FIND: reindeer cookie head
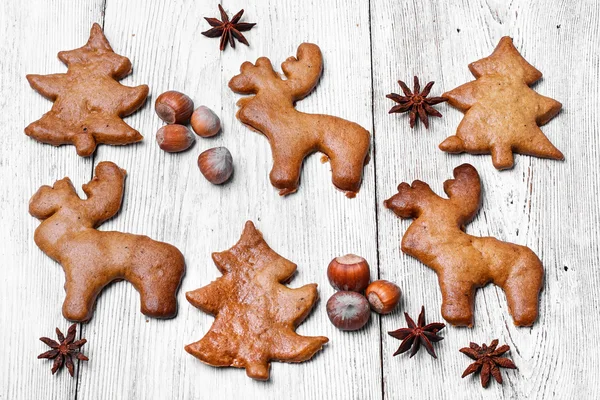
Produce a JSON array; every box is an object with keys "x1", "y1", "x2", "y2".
[
  {"x1": 228, "y1": 43, "x2": 371, "y2": 197},
  {"x1": 385, "y1": 181, "x2": 436, "y2": 219},
  {"x1": 29, "y1": 162, "x2": 125, "y2": 228},
  {"x1": 385, "y1": 164, "x2": 543, "y2": 327},
  {"x1": 29, "y1": 178, "x2": 78, "y2": 220},
  {"x1": 29, "y1": 162, "x2": 184, "y2": 322},
  {"x1": 229, "y1": 43, "x2": 323, "y2": 104},
  {"x1": 384, "y1": 164, "x2": 481, "y2": 226}
]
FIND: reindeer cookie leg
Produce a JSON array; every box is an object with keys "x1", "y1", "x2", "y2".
[
  {"x1": 329, "y1": 154, "x2": 366, "y2": 197},
  {"x1": 502, "y1": 250, "x2": 544, "y2": 326},
  {"x1": 62, "y1": 266, "x2": 105, "y2": 322},
  {"x1": 438, "y1": 276, "x2": 476, "y2": 327},
  {"x1": 137, "y1": 279, "x2": 179, "y2": 319},
  {"x1": 326, "y1": 130, "x2": 370, "y2": 197},
  {"x1": 129, "y1": 243, "x2": 185, "y2": 319},
  {"x1": 269, "y1": 147, "x2": 304, "y2": 196},
  {"x1": 138, "y1": 288, "x2": 178, "y2": 319}
]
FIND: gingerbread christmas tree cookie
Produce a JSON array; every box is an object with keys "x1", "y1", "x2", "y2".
[
  {"x1": 440, "y1": 37, "x2": 562, "y2": 169},
  {"x1": 26, "y1": 23, "x2": 149, "y2": 156},
  {"x1": 185, "y1": 221, "x2": 328, "y2": 380}
]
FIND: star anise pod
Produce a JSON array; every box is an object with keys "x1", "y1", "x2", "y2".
[
  {"x1": 388, "y1": 306, "x2": 445, "y2": 358},
  {"x1": 38, "y1": 324, "x2": 88, "y2": 377},
  {"x1": 460, "y1": 339, "x2": 517, "y2": 388},
  {"x1": 202, "y1": 5, "x2": 256, "y2": 51},
  {"x1": 387, "y1": 76, "x2": 447, "y2": 129}
]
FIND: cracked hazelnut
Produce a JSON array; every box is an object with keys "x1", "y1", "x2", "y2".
[
  {"x1": 365, "y1": 280, "x2": 401, "y2": 314},
  {"x1": 327, "y1": 254, "x2": 371, "y2": 292},
  {"x1": 155, "y1": 91, "x2": 194, "y2": 124}
]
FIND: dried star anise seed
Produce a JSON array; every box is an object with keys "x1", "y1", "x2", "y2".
[
  {"x1": 202, "y1": 4, "x2": 256, "y2": 51},
  {"x1": 38, "y1": 324, "x2": 88, "y2": 377},
  {"x1": 388, "y1": 305, "x2": 445, "y2": 358},
  {"x1": 460, "y1": 339, "x2": 517, "y2": 388},
  {"x1": 387, "y1": 76, "x2": 447, "y2": 129}
]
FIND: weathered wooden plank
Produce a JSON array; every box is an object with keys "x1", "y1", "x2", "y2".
[
  {"x1": 3, "y1": 0, "x2": 599, "y2": 398},
  {"x1": 372, "y1": 0, "x2": 599, "y2": 398},
  {"x1": 73, "y1": 0, "x2": 380, "y2": 399},
  {"x1": 0, "y1": 0, "x2": 104, "y2": 398}
]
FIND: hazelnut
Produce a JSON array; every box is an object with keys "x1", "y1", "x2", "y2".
[
  {"x1": 326, "y1": 291, "x2": 370, "y2": 331},
  {"x1": 155, "y1": 91, "x2": 194, "y2": 124},
  {"x1": 156, "y1": 125, "x2": 195, "y2": 152},
  {"x1": 191, "y1": 106, "x2": 221, "y2": 137},
  {"x1": 327, "y1": 254, "x2": 370, "y2": 292},
  {"x1": 365, "y1": 280, "x2": 401, "y2": 314},
  {"x1": 198, "y1": 147, "x2": 233, "y2": 184}
]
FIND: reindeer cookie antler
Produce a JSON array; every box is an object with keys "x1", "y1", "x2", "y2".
[
  {"x1": 229, "y1": 43, "x2": 371, "y2": 197},
  {"x1": 29, "y1": 162, "x2": 185, "y2": 322},
  {"x1": 384, "y1": 164, "x2": 543, "y2": 327}
]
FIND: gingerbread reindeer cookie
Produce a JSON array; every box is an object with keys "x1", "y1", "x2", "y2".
[
  {"x1": 186, "y1": 221, "x2": 328, "y2": 380},
  {"x1": 384, "y1": 164, "x2": 543, "y2": 327},
  {"x1": 440, "y1": 37, "x2": 562, "y2": 169},
  {"x1": 26, "y1": 23, "x2": 149, "y2": 156},
  {"x1": 29, "y1": 162, "x2": 185, "y2": 322},
  {"x1": 229, "y1": 43, "x2": 371, "y2": 197}
]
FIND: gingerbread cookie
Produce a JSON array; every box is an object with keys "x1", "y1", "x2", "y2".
[
  {"x1": 384, "y1": 164, "x2": 543, "y2": 327},
  {"x1": 440, "y1": 37, "x2": 562, "y2": 169},
  {"x1": 229, "y1": 43, "x2": 371, "y2": 197},
  {"x1": 185, "y1": 221, "x2": 328, "y2": 380},
  {"x1": 26, "y1": 23, "x2": 149, "y2": 156},
  {"x1": 29, "y1": 162, "x2": 185, "y2": 322}
]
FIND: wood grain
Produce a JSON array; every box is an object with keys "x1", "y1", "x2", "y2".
[
  {"x1": 76, "y1": 0, "x2": 380, "y2": 399},
  {"x1": 1, "y1": 0, "x2": 598, "y2": 398},
  {"x1": 0, "y1": 0, "x2": 102, "y2": 399},
  {"x1": 372, "y1": 0, "x2": 599, "y2": 399}
]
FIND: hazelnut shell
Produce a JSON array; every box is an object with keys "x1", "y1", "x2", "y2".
[
  {"x1": 191, "y1": 106, "x2": 221, "y2": 138},
  {"x1": 327, "y1": 254, "x2": 371, "y2": 292},
  {"x1": 326, "y1": 291, "x2": 370, "y2": 331},
  {"x1": 198, "y1": 147, "x2": 233, "y2": 185},
  {"x1": 156, "y1": 124, "x2": 195, "y2": 153},
  {"x1": 365, "y1": 280, "x2": 401, "y2": 314},
  {"x1": 155, "y1": 91, "x2": 194, "y2": 125}
]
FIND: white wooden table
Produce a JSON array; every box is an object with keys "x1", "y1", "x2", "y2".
[{"x1": 1, "y1": 0, "x2": 597, "y2": 398}]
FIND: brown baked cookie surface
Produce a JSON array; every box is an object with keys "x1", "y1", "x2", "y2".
[
  {"x1": 229, "y1": 43, "x2": 371, "y2": 198},
  {"x1": 29, "y1": 162, "x2": 185, "y2": 322},
  {"x1": 26, "y1": 23, "x2": 149, "y2": 156},
  {"x1": 185, "y1": 221, "x2": 328, "y2": 380},
  {"x1": 384, "y1": 164, "x2": 543, "y2": 327},
  {"x1": 440, "y1": 37, "x2": 562, "y2": 169}
]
